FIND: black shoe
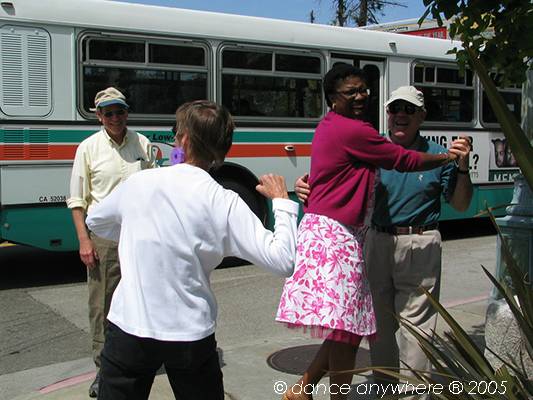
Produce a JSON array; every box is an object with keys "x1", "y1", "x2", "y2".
[{"x1": 88, "y1": 372, "x2": 99, "y2": 398}]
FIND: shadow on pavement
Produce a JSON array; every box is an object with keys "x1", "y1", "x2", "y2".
[{"x1": 0, "y1": 245, "x2": 86, "y2": 290}]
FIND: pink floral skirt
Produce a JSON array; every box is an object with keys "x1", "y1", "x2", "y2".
[{"x1": 276, "y1": 213, "x2": 377, "y2": 345}]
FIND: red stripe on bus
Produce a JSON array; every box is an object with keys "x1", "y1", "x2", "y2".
[
  {"x1": 1, "y1": 144, "x2": 312, "y2": 160},
  {"x1": 51, "y1": 145, "x2": 78, "y2": 159},
  {"x1": 0, "y1": 145, "x2": 77, "y2": 160},
  {"x1": 227, "y1": 144, "x2": 312, "y2": 157}
]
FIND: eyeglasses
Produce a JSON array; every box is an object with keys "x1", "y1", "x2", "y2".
[
  {"x1": 336, "y1": 87, "x2": 370, "y2": 97},
  {"x1": 388, "y1": 104, "x2": 419, "y2": 115},
  {"x1": 102, "y1": 109, "x2": 127, "y2": 118}
]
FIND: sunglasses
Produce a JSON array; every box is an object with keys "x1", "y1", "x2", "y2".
[
  {"x1": 336, "y1": 87, "x2": 370, "y2": 97},
  {"x1": 388, "y1": 104, "x2": 419, "y2": 115},
  {"x1": 102, "y1": 109, "x2": 127, "y2": 118}
]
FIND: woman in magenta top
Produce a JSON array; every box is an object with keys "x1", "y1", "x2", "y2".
[{"x1": 276, "y1": 64, "x2": 456, "y2": 400}]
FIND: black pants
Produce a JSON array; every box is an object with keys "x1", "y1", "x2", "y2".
[{"x1": 98, "y1": 322, "x2": 224, "y2": 400}]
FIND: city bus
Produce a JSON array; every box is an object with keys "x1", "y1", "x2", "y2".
[{"x1": 0, "y1": 0, "x2": 519, "y2": 251}]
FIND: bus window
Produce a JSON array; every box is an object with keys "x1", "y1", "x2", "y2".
[
  {"x1": 276, "y1": 54, "x2": 321, "y2": 74},
  {"x1": 88, "y1": 39, "x2": 145, "y2": 62},
  {"x1": 222, "y1": 50, "x2": 272, "y2": 70},
  {"x1": 149, "y1": 44, "x2": 205, "y2": 66},
  {"x1": 413, "y1": 62, "x2": 474, "y2": 124},
  {"x1": 79, "y1": 35, "x2": 209, "y2": 118},
  {"x1": 221, "y1": 47, "x2": 323, "y2": 120},
  {"x1": 481, "y1": 73, "x2": 521, "y2": 126}
]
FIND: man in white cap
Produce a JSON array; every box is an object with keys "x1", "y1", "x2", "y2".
[
  {"x1": 295, "y1": 86, "x2": 473, "y2": 398},
  {"x1": 364, "y1": 86, "x2": 473, "y2": 398},
  {"x1": 67, "y1": 87, "x2": 156, "y2": 397}
]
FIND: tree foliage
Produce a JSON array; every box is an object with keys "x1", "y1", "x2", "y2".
[
  {"x1": 420, "y1": 0, "x2": 533, "y2": 87},
  {"x1": 326, "y1": 0, "x2": 406, "y2": 27}
]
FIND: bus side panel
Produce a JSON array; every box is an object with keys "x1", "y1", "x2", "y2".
[
  {"x1": 0, "y1": 164, "x2": 77, "y2": 250},
  {"x1": 0, "y1": 165, "x2": 70, "y2": 205},
  {"x1": 440, "y1": 185, "x2": 514, "y2": 221},
  {"x1": 1, "y1": 206, "x2": 78, "y2": 250}
]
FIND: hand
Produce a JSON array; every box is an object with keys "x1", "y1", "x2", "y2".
[
  {"x1": 295, "y1": 173, "x2": 310, "y2": 203},
  {"x1": 256, "y1": 173, "x2": 290, "y2": 200},
  {"x1": 449, "y1": 134, "x2": 472, "y2": 171},
  {"x1": 445, "y1": 150, "x2": 459, "y2": 164},
  {"x1": 79, "y1": 237, "x2": 99, "y2": 270}
]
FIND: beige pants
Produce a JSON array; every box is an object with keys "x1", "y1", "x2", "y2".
[
  {"x1": 364, "y1": 228, "x2": 442, "y2": 400},
  {"x1": 88, "y1": 232, "x2": 121, "y2": 369}
]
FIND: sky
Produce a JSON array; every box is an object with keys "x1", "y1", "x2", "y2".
[{"x1": 107, "y1": 0, "x2": 430, "y2": 26}]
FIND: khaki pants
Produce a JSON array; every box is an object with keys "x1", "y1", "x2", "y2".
[
  {"x1": 364, "y1": 228, "x2": 442, "y2": 400},
  {"x1": 88, "y1": 232, "x2": 121, "y2": 369}
]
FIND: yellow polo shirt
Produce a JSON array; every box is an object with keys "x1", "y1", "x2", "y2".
[{"x1": 67, "y1": 127, "x2": 156, "y2": 214}]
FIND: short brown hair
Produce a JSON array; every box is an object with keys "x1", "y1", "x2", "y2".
[{"x1": 174, "y1": 100, "x2": 235, "y2": 168}]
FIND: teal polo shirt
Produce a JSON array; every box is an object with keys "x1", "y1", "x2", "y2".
[{"x1": 371, "y1": 134, "x2": 458, "y2": 227}]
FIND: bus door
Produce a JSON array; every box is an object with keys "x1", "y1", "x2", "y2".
[{"x1": 361, "y1": 60, "x2": 385, "y2": 134}]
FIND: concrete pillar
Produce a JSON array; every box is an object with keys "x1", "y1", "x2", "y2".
[
  {"x1": 485, "y1": 174, "x2": 533, "y2": 374},
  {"x1": 484, "y1": 69, "x2": 533, "y2": 373}
]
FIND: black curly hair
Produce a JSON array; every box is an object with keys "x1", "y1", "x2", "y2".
[{"x1": 323, "y1": 64, "x2": 368, "y2": 108}]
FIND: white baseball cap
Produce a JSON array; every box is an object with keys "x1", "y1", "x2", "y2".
[{"x1": 384, "y1": 86, "x2": 425, "y2": 108}]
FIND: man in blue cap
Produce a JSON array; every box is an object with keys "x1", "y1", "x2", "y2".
[{"x1": 67, "y1": 87, "x2": 156, "y2": 397}]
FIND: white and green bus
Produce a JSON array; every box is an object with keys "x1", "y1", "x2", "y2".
[{"x1": 0, "y1": 0, "x2": 519, "y2": 251}]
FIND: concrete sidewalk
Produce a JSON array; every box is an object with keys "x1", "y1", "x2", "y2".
[
  {"x1": 2, "y1": 226, "x2": 496, "y2": 400},
  {"x1": 4, "y1": 295, "x2": 489, "y2": 400}
]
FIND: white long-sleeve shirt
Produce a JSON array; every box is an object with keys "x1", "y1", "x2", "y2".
[{"x1": 85, "y1": 164, "x2": 298, "y2": 341}]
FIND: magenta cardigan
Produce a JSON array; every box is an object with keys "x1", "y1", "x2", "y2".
[{"x1": 304, "y1": 111, "x2": 422, "y2": 227}]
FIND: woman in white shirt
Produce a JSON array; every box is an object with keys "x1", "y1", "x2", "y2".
[{"x1": 86, "y1": 100, "x2": 299, "y2": 400}]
